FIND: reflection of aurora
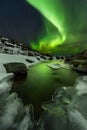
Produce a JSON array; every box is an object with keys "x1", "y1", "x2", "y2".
[{"x1": 26, "y1": 0, "x2": 87, "y2": 54}]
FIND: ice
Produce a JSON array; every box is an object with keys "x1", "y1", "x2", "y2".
[
  {"x1": 0, "y1": 73, "x2": 13, "y2": 94},
  {"x1": 47, "y1": 61, "x2": 70, "y2": 69},
  {"x1": 68, "y1": 109, "x2": 87, "y2": 130},
  {"x1": 75, "y1": 76, "x2": 87, "y2": 96},
  {"x1": 37, "y1": 76, "x2": 87, "y2": 130},
  {"x1": 0, "y1": 73, "x2": 36, "y2": 130},
  {"x1": 0, "y1": 63, "x2": 6, "y2": 73},
  {"x1": 0, "y1": 62, "x2": 87, "y2": 130}
]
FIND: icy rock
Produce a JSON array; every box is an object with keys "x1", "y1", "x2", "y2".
[{"x1": 38, "y1": 103, "x2": 68, "y2": 130}]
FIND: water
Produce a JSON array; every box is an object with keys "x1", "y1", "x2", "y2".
[
  {"x1": 0, "y1": 65, "x2": 87, "y2": 130},
  {"x1": 12, "y1": 61, "x2": 80, "y2": 119}
]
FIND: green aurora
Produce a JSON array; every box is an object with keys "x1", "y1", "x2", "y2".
[{"x1": 26, "y1": 0, "x2": 87, "y2": 54}]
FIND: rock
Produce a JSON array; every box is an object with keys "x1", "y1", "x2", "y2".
[
  {"x1": 72, "y1": 53, "x2": 85, "y2": 60},
  {"x1": 69, "y1": 50, "x2": 87, "y2": 73},
  {"x1": 70, "y1": 60, "x2": 86, "y2": 66},
  {"x1": 71, "y1": 50, "x2": 87, "y2": 60},
  {"x1": 28, "y1": 51, "x2": 34, "y2": 56},
  {"x1": 65, "y1": 57, "x2": 72, "y2": 63},
  {"x1": 49, "y1": 56, "x2": 54, "y2": 60},
  {"x1": 4, "y1": 62, "x2": 27, "y2": 76},
  {"x1": 36, "y1": 57, "x2": 40, "y2": 61},
  {"x1": 40, "y1": 55, "x2": 47, "y2": 59},
  {"x1": 76, "y1": 64, "x2": 87, "y2": 73},
  {"x1": 34, "y1": 51, "x2": 40, "y2": 56},
  {"x1": 56, "y1": 56, "x2": 60, "y2": 60},
  {"x1": 70, "y1": 60, "x2": 87, "y2": 73},
  {"x1": 25, "y1": 59, "x2": 34, "y2": 63}
]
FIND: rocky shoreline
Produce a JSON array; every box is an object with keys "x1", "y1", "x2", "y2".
[{"x1": 65, "y1": 50, "x2": 87, "y2": 74}]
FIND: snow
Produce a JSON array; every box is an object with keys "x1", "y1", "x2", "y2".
[
  {"x1": 47, "y1": 63, "x2": 61, "y2": 69},
  {"x1": 0, "y1": 70, "x2": 35, "y2": 130},
  {"x1": 0, "y1": 52, "x2": 46, "y2": 92},
  {"x1": 0, "y1": 36, "x2": 46, "y2": 72},
  {"x1": 76, "y1": 76, "x2": 87, "y2": 96},
  {"x1": 0, "y1": 63, "x2": 6, "y2": 73},
  {"x1": 0, "y1": 73, "x2": 13, "y2": 94},
  {"x1": 0, "y1": 53, "x2": 42, "y2": 70},
  {"x1": 47, "y1": 60, "x2": 71, "y2": 69}
]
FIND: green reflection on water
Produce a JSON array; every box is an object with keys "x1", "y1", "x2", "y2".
[{"x1": 12, "y1": 61, "x2": 80, "y2": 119}]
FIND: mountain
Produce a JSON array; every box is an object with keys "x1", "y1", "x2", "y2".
[{"x1": 0, "y1": 36, "x2": 31, "y2": 55}]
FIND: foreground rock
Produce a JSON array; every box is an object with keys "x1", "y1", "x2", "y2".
[
  {"x1": 4, "y1": 62, "x2": 27, "y2": 76},
  {"x1": 69, "y1": 50, "x2": 87, "y2": 73}
]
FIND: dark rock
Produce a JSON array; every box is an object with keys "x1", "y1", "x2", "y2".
[
  {"x1": 68, "y1": 50, "x2": 87, "y2": 73},
  {"x1": 65, "y1": 57, "x2": 72, "y2": 63},
  {"x1": 72, "y1": 50, "x2": 87, "y2": 60},
  {"x1": 70, "y1": 60, "x2": 87, "y2": 73},
  {"x1": 56, "y1": 56, "x2": 60, "y2": 60},
  {"x1": 28, "y1": 51, "x2": 34, "y2": 56},
  {"x1": 4, "y1": 62, "x2": 27, "y2": 76},
  {"x1": 72, "y1": 53, "x2": 86, "y2": 60},
  {"x1": 77, "y1": 64, "x2": 87, "y2": 73},
  {"x1": 40, "y1": 55, "x2": 47, "y2": 59},
  {"x1": 36, "y1": 57, "x2": 40, "y2": 61},
  {"x1": 25, "y1": 59, "x2": 34, "y2": 63},
  {"x1": 49, "y1": 56, "x2": 54, "y2": 60},
  {"x1": 34, "y1": 51, "x2": 40, "y2": 56},
  {"x1": 70, "y1": 60, "x2": 86, "y2": 66}
]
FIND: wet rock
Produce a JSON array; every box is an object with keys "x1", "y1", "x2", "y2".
[{"x1": 4, "y1": 62, "x2": 27, "y2": 76}]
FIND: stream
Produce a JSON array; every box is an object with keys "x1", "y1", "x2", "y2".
[{"x1": 12, "y1": 61, "x2": 80, "y2": 119}]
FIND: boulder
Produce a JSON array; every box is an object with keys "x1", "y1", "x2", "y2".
[
  {"x1": 4, "y1": 62, "x2": 27, "y2": 76},
  {"x1": 76, "y1": 64, "x2": 87, "y2": 73},
  {"x1": 70, "y1": 59, "x2": 87, "y2": 73},
  {"x1": 70, "y1": 60, "x2": 87, "y2": 66}
]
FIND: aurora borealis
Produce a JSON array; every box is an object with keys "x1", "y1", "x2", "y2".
[{"x1": 26, "y1": 0, "x2": 87, "y2": 54}]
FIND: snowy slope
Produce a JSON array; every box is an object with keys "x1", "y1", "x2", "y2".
[{"x1": 0, "y1": 36, "x2": 47, "y2": 73}]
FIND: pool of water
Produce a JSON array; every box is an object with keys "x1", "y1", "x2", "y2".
[{"x1": 12, "y1": 61, "x2": 80, "y2": 119}]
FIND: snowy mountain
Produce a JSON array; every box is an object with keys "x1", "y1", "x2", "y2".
[
  {"x1": 0, "y1": 36, "x2": 31, "y2": 55},
  {"x1": 0, "y1": 36, "x2": 55, "y2": 60}
]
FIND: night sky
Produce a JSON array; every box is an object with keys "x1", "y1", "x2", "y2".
[
  {"x1": 0, "y1": 0, "x2": 43, "y2": 44},
  {"x1": 0, "y1": 0, "x2": 87, "y2": 54}
]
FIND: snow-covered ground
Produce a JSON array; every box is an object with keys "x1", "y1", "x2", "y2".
[
  {"x1": 0, "y1": 53, "x2": 46, "y2": 73},
  {"x1": 0, "y1": 36, "x2": 47, "y2": 74},
  {"x1": 0, "y1": 73, "x2": 13, "y2": 94},
  {"x1": 0, "y1": 73, "x2": 35, "y2": 130}
]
